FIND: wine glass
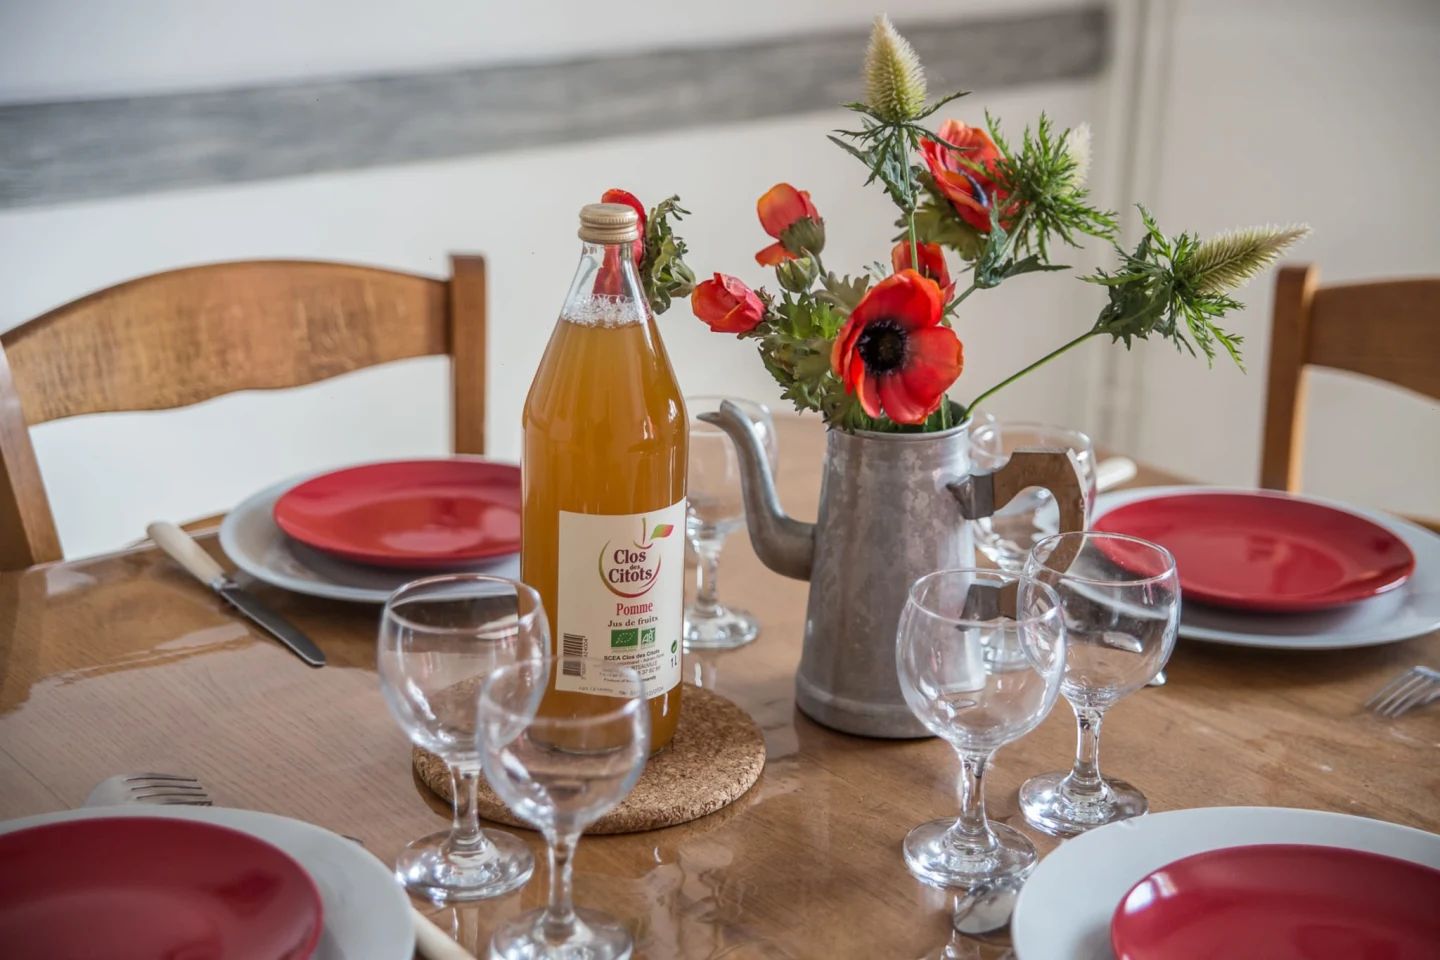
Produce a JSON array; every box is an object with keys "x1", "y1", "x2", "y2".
[
  {"x1": 683, "y1": 395, "x2": 778, "y2": 651},
  {"x1": 1018, "y1": 532, "x2": 1179, "y2": 837},
  {"x1": 377, "y1": 574, "x2": 547, "y2": 901},
  {"x1": 969, "y1": 416, "x2": 1098, "y2": 571},
  {"x1": 480, "y1": 657, "x2": 650, "y2": 960},
  {"x1": 896, "y1": 569, "x2": 1066, "y2": 889}
]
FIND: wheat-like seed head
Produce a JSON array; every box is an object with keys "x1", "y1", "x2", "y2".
[
  {"x1": 1186, "y1": 224, "x2": 1312, "y2": 294},
  {"x1": 864, "y1": 15, "x2": 927, "y2": 123}
]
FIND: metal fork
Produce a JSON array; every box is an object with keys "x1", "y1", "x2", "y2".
[
  {"x1": 85, "y1": 772, "x2": 212, "y2": 806},
  {"x1": 1365, "y1": 666, "x2": 1440, "y2": 718}
]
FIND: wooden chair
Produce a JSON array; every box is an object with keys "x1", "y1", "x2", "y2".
[
  {"x1": 0, "y1": 256, "x2": 487, "y2": 570},
  {"x1": 1261, "y1": 263, "x2": 1440, "y2": 527}
]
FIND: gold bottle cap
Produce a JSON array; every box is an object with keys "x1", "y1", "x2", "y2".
[{"x1": 578, "y1": 202, "x2": 640, "y2": 244}]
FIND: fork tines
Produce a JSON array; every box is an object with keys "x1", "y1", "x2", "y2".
[
  {"x1": 1366, "y1": 666, "x2": 1440, "y2": 718},
  {"x1": 126, "y1": 773, "x2": 212, "y2": 805}
]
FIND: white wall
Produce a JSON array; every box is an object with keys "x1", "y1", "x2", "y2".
[
  {"x1": 0, "y1": 0, "x2": 1080, "y2": 102},
  {"x1": 17, "y1": 0, "x2": 1430, "y2": 559},
  {"x1": 0, "y1": 1, "x2": 1107, "y2": 557},
  {"x1": 1123, "y1": 0, "x2": 1440, "y2": 517}
]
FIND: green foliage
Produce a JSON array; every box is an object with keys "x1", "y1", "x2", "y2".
[
  {"x1": 971, "y1": 200, "x2": 1070, "y2": 288},
  {"x1": 774, "y1": 257, "x2": 820, "y2": 294},
  {"x1": 639, "y1": 196, "x2": 695, "y2": 315},
  {"x1": 746, "y1": 292, "x2": 852, "y2": 420},
  {"x1": 829, "y1": 87, "x2": 967, "y2": 216},
  {"x1": 985, "y1": 112, "x2": 1117, "y2": 261},
  {"x1": 816, "y1": 271, "x2": 871, "y2": 313},
  {"x1": 1086, "y1": 207, "x2": 1251, "y2": 368}
]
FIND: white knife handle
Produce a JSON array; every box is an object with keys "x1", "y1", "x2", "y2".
[
  {"x1": 412, "y1": 907, "x2": 476, "y2": 959},
  {"x1": 147, "y1": 521, "x2": 228, "y2": 589}
]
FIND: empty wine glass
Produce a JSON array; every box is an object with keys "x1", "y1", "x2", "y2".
[
  {"x1": 970, "y1": 416, "x2": 1098, "y2": 571},
  {"x1": 377, "y1": 574, "x2": 547, "y2": 901},
  {"x1": 480, "y1": 657, "x2": 650, "y2": 960},
  {"x1": 1018, "y1": 532, "x2": 1179, "y2": 837},
  {"x1": 684, "y1": 395, "x2": 778, "y2": 651},
  {"x1": 896, "y1": 569, "x2": 1066, "y2": 889}
]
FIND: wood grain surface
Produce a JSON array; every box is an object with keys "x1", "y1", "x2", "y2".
[
  {"x1": 0, "y1": 257, "x2": 487, "y2": 570},
  {"x1": 1262, "y1": 264, "x2": 1440, "y2": 495},
  {"x1": 1, "y1": 415, "x2": 1436, "y2": 959}
]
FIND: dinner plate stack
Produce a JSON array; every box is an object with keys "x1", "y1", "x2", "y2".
[
  {"x1": 1011, "y1": 807, "x2": 1440, "y2": 960},
  {"x1": 1093, "y1": 486, "x2": 1440, "y2": 650},
  {"x1": 221, "y1": 457, "x2": 523, "y2": 603},
  {"x1": 0, "y1": 806, "x2": 414, "y2": 960}
]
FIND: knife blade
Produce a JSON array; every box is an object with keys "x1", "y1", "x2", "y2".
[
  {"x1": 147, "y1": 521, "x2": 326, "y2": 667},
  {"x1": 216, "y1": 582, "x2": 327, "y2": 667}
]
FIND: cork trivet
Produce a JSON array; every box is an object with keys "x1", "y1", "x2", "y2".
[{"x1": 412, "y1": 683, "x2": 764, "y2": 834}]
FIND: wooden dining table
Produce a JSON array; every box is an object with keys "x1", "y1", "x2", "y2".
[{"x1": 2, "y1": 414, "x2": 1437, "y2": 959}]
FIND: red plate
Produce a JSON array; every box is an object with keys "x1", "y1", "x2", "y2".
[
  {"x1": 274, "y1": 459, "x2": 521, "y2": 569},
  {"x1": 1112, "y1": 844, "x2": 1440, "y2": 960},
  {"x1": 1094, "y1": 492, "x2": 1414, "y2": 612},
  {"x1": 0, "y1": 817, "x2": 322, "y2": 960}
]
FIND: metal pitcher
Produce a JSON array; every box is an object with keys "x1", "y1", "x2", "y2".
[{"x1": 702, "y1": 401, "x2": 1084, "y2": 738}]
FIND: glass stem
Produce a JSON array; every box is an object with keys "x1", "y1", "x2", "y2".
[
  {"x1": 445, "y1": 766, "x2": 487, "y2": 855},
  {"x1": 692, "y1": 539, "x2": 724, "y2": 617},
  {"x1": 1062, "y1": 705, "x2": 1107, "y2": 801},
  {"x1": 946, "y1": 751, "x2": 996, "y2": 854},
  {"x1": 542, "y1": 830, "x2": 581, "y2": 942}
]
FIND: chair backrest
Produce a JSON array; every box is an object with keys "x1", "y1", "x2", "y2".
[
  {"x1": 1261, "y1": 263, "x2": 1440, "y2": 494},
  {"x1": 0, "y1": 256, "x2": 487, "y2": 569}
]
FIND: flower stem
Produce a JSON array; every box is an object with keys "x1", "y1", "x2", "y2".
[
  {"x1": 903, "y1": 152, "x2": 920, "y2": 270},
  {"x1": 966, "y1": 329, "x2": 1096, "y2": 413},
  {"x1": 945, "y1": 282, "x2": 980, "y2": 315}
]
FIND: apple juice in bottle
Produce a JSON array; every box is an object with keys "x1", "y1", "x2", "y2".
[{"x1": 521, "y1": 202, "x2": 687, "y2": 752}]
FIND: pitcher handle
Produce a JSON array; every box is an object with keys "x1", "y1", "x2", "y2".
[
  {"x1": 949, "y1": 447, "x2": 1086, "y2": 616},
  {"x1": 949, "y1": 447, "x2": 1087, "y2": 534}
]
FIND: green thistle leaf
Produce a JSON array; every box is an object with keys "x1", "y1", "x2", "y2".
[
  {"x1": 987, "y1": 112, "x2": 1117, "y2": 261},
  {"x1": 863, "y1": 15, "x2": 927, "y2": 123},
  {"x1": 1084, "y1": 206, "x2": 1308, "y2": 370},
  {"x1": 1181, "y1": 224, "x2": 1311, "y2": 294}
]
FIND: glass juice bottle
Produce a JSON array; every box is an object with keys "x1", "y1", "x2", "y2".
[{"x1": 521, "y1": 202, "x2": 687, "y2": 752}]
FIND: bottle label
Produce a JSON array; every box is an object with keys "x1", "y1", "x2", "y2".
[{"x1": 555, "y1": 499, "x2": 685, "y2": 699}]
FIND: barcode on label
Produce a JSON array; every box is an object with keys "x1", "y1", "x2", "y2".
[{"x1": 562, "y1": 633, "x2": 587, "y2": 676}]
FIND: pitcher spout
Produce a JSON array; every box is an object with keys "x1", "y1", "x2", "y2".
[{"x1": 698, "y1": 401, "x2": 814, "y2": 580}]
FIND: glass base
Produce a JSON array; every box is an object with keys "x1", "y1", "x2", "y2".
[
  {"x1": 1018, "y1": 771, "x2": 1148, "y2": 838},
  {"x1": 489, "y1": 906, "x2": 633, "y2": 960},
  {"x1": 395, "y1": 827, "x2": 534, "y2": 902},
  {"x1": 902, "y1": 818, "x2": 1037, "y2": 890},
  {"x1": 683, "y1": 605, "x2": 759, "y2": 651}
]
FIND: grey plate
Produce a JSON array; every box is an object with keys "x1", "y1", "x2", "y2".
[
  {"x1": 219, "y1": 464, "x2": 520, "y2": 604},
  {"x1": 1094, "y1": 486, "x2": 1440, "y2": 650}
]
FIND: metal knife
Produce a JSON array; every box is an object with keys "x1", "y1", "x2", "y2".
[{"x1": 147, "y1": 521, "x2": 326, "y2": 667}]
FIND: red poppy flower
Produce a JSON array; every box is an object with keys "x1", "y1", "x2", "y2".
[
  {"x1": 595, "y1": 189, "x2": 647, "y2": 297},
  {"x1": 891, "y1": 240, "x2": 955, "y2": 300},
  {"x1": 831, "y1": 270, "x2": 963, "y2": 425},
  {"x1": 692, "y1": 273, "x2": 765, "y2": 334},
  {"x1": 919, "y1": 120, "x2": 1007, "y2": 233},
  {"x1": 756, "y1": 183, "x2": 823, "y2": 266},
  {"x1": 601, "y1": 188, "x2": 647, "y2": 262}
]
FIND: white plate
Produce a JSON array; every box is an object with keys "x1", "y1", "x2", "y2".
[
  {"x1": 1012, "y1": 805, "x2": 1440, "y2": 960},
  {"x1": 0, "y1": 805, "x2": 414, "y2": 960},
  {"x1": 1094, "y1": 486, "x2": 1440, "y2": 649},
  {"x1": 220, "y1": 468, "x2": 520, "y2": 604}
]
